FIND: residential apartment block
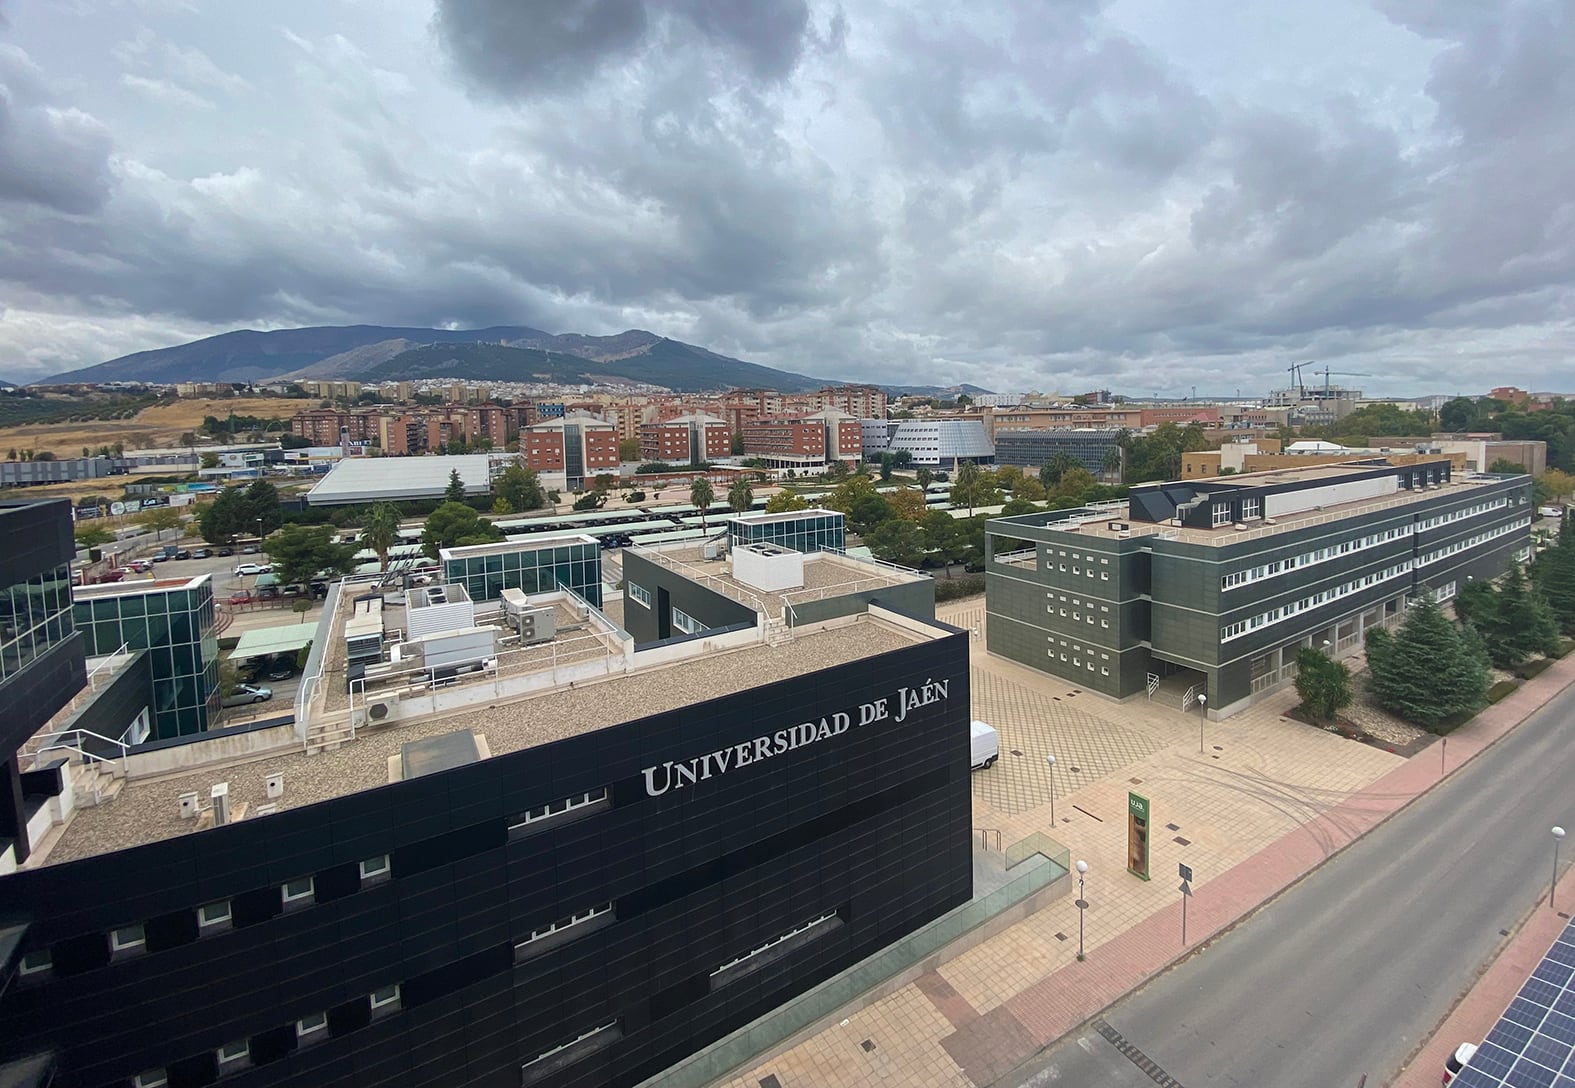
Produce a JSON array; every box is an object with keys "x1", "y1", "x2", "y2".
[
  {"x1": 639, "y1": 413, "x2": 731, "y2": 464},
  {"x1": 740, "y1": 410, "x2": 864, "y2": 469},
  {"x1": 985, "y1": 459, "x2": 1533, "y2": 717},
  {"x1": 519, "y1": 413, "x2": 621, "y2": 491}
]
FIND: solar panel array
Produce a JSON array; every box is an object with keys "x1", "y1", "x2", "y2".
[{"x1": 1453, "y1": 915, "x2": 1575, "y2": 1087}]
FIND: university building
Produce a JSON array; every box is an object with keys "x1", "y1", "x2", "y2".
[
  {"x1": 984, "y1": 459, "x2": 1533, "y2": 716},
  {"x1": 0, "y1": 502, "x2": 970, "y2": 1088}
]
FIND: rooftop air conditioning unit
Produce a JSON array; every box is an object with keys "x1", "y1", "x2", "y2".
[
  {"x1": 178, "y1": 791, "x2": 201, "y2": 820},
  {"x1": 211, "y1": 782, "x2": 231, "y2": 827},
  {"x1": 265, "y1": 774, "x2": 284, "y2": 800},
  {"x1": 1262, "y1": 517, "x2": 1277, "y2": 524},
  {"x1": 1234, "y1": 523, "x2": 1249, "y2": 531},
  {"x1": 253, "y1": 803, "x2": 277, "y2": 817},
  {"x1": 363, "y1": 696, "x2": 399, "y2": 727}
]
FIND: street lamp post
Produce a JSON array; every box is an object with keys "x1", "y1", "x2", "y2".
[
  {"x1": 1554, "y1": 827, "x2": 1567, "y2": 910},
  {"x1": 1046, "y1": 755, "x2": 1057, "y2": 826},
  {"x1": 1075, "y1": 859, "x2": 1088, "y2": 961},
  {"x1": 1197, "y1": 694, "x2": 1207, "y2": 753}
]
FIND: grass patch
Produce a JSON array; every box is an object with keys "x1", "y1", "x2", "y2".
[{"x1": 1486, "y1": 679, "x2": 1520, "y2": 703}]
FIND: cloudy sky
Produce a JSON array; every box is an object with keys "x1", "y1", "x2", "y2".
[{"x1": 0, "y1": 0, "x2": 1571, "y2": 394}]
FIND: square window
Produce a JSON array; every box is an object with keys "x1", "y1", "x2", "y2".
[
  {"x1": 198, "y1": 901, "x2": 232, "y2": 929},
  {"x1": 282, "y1": 877, "x2": 315, "y2": 907},
  {"x1": 19, "y1": 949, "x2": 50, "y2": 977},
  {"x1": 370, "y1": 983, "x2": 401, "y2": 1014},
  {"x1": 216, "y1": 1040, "x2": 250, "y2": 1070},
  {"x1": 359, "y1": 855, "x2": 391, "y2": 881},
  {"x1": 133, "y1": 1073, "x2": 168, "y2": 1088},
  {"x1": 111, "y1": 924, "x2": 146, "y2": 954},
  {"x1": 296, "y1": 1012, "x2": 328, "y2": 1041}
]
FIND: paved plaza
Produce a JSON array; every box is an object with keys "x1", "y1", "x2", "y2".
[{"x1": 711, "y1": 597, "x2": 1575, "y2": 1088}]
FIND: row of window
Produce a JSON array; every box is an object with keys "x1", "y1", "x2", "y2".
[
  {"x1": 25, "y1": 787, "x2": 613, "y2": 983},
  {"x1": 1221, "y1": 524, "x2": 1416, "y2": 590},
  {"x1": 1418, "y1": 517, "x2": 1530, "y2": 565},
  {"x1": 628, "y1": 582, "x2": 652, "y2": 609},
  {"x1": 130, "y1": 985, "x2": 403, "y2": 1087},
  {"x1": 672, "y1": 607, "x2": 705, "y2": 635},
  {"x1": 1047, "y1": 603, "x2": 1110, "y2": 629},
  {"x1": 1416, "y1": 496, "x2": 1511, "y2": 531},
  {"x1": 1221, "y1": 561, "x2": 1413, "y2": 641},
  {"x1": 1047, "y1": 637, "x2": 1113, "y2": 675},
  {"x1": 19, "y1": 857, "x2": 392, "y2": 979}
]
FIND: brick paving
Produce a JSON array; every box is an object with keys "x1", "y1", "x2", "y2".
[{"x1": 715, "y1": 598, "x2": 1575, "y2": 1088}]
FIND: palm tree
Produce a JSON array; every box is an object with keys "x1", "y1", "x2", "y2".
[
  {"x1": 953, "y1": 460, "x2": 981, "y2": 518},
  {"x1": 362, "y1": 503, "x2": 401, "y2": 573},
  {"x1": 727, "y1": 476, "x2": 754, "y2": 514},
  {"x1": 916, "y1": 466, "x2": 933, "y2": 491},
  {"x1": 690, "y1": 476, "x2": 715, "y2": 533}
]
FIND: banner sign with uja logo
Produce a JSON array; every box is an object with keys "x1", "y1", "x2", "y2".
[{"x1": 642, "y1": 678, "x2": 952, "y2": 797}]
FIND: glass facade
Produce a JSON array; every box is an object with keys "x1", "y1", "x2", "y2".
[
  {"x1": 732, "y1": 512, "x2": 846, "y2": 554},
  {"x1": 444, "y1": 541, "x2": 602, "y2": 607},
  {"x1": 0, "y1": 563, "x2": 74, "y2": 684},
  {"x1": 72, "y1": 579, "x2": 217, "y2": 738}
]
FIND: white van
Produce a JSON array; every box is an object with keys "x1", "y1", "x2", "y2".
[
  {"x1": 969, "y1": 721, "x2": 999, "y2": 770},
  {"x1": 1538, "y1": 505, "x2": 1564, "y2": 518}
]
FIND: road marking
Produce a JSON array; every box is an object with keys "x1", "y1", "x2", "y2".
[{"x1": 1092, "y1": 1018, "x2": 1187, "y2": 1088}]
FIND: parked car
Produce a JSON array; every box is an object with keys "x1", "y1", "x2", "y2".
[
  {"x1": 1443, "y1": 1043, "x2": 1478, "y2": 1085},
  {"x1": 220, "y1": 684, "x2": 272, "y2": 708},
  {"x1": 241, "y1": 544, "x2": 261, "y2": 554},
  {"x1": 190, "y1": 548, "x2": 212, "y2": 559},
  {"x1": 217, "y1": 547, "x2": 234, "y2": 557},
  {"x1": 233, "y1": 562, "x2": 270, "y2": 576},
  {"x1": 101, "y1": 568, "x2": 128, "y2": 584},
  {"x1": 174, "y1": 550, "x2": 191, "y2": 560},
  {"x1": 128, "y1": 560, "x2": 152, "y2": 573},
  {"x1": 266, "y1": 658, "x2": 296, "y2": 681},
  {"x1": 227, "y1": 592, "x2": 254, "y2": 606},
  {"x1": 151, "y1": 553, "x2": 170, "y2": 563}
]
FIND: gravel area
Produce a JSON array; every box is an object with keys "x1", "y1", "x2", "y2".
[
  {"x1": 1342, "y1": 669, "x2": 1429, "y2": 746},
  {"x1": 41, "y1": 618, "x2": 926, "y2": 866}
]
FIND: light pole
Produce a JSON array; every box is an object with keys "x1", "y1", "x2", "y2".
[
  {"x1": 1075, "y1": 859, "x2": 1088, "y2": 961},
  {"x1": 1197, "y1": 693, "x2": 1207, "y2": 753},
  {"x1": 1554, "y1": 827, "x2": 1567, "y2": 910},
  {"x1": 1046, "y1": 755, "x2": 1057, "y2": 826}
]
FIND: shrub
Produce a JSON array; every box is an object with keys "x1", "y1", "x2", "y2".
[
  {"x1": 1514, "y1": 659, "x2": 1552, "y2": 680},
  {"x1": 934, "y1": 574, "x2": 985, "y2": 602},
  {"x1": 1487, "y1": 679, "x2": 1519, "y2": 703}
]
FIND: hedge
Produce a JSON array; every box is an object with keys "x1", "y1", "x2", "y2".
[{"x1": 1487, "y1": 679, "x2": 1519, "y2": 703}]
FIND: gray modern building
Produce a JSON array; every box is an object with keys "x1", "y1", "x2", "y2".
[
  {"x1": 984, "y1": 459, "x2": 1534, "y2": 717},
  {"x1": 730, "y1": 508, "x2": 846, "y2": 554},
  {"x1": 993, "y1": 429, "x2": 1122, "y2": 480},
  {"x1": 71, "y1": 575, "x2": 219, "y2": 738},
  {"x1": 441, "y1": 535, "x2": 603, "y2": 608},
  {"x1": 0, "y1": 457, "x2": 127, "y2": 487}
]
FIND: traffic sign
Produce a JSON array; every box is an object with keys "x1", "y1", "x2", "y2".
[
  {"x1": 1179, "y1": 879, "x2": 1192, "y2": 897},
  {"x1": 1179, "y1": 862, "x2": 1193, "y2": 883}
]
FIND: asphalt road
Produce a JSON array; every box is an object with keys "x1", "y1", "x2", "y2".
[{"x1": 1003, "y1": 678, "x2": 1575, "y2": 1088}]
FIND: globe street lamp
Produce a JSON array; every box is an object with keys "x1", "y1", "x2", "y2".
[
  {"x1": 1046, "y1": 755, "x2": 1057, "y2": 826},
  {"x1": 1197, "y1": 693, "x2": 1208, "y2": 754},
  {"x1": 1075, "y1": 859, "x2": 1089, "y2": 961},
  {"x1": 1554, "y1": 827, "x2": 1567, "y2": 910}
]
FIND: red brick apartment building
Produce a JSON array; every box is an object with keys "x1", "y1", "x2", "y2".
[{"x1": 639, "y1": 413, "x2": 731, "y2": 463}]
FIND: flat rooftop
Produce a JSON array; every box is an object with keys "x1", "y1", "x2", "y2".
[
  {"x1": 991, "y1": 472, "x2": 1506, "y2": 552},
  {"x1": 73, "y1": 573, "x2": 210, "y2": 598},
  {"x1": 630, "y1": 542, "x2": 930, "y2": 619},
  {"x1": 38, "y1": 613, "x2": 934, "y2": 866}
]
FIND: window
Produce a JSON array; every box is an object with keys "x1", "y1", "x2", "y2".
[
  {"x1": 198, "y1": 900, "x2": 232, "y2": 929},
  {"x1": 509, "y1": 788, "x2": 608, "y2": 836},
  {"x1": 712, "y1": 911, "x2": 839, "y2": 980},
  {"x1": 111, "y1": 924, "x2": 146, "y2": 955},
  {"x1": 521, "y1": 1021, "x2": 621, "y2": 1085},
  {"x1": 281, "y1": 877, "x2": 315, "y2": 908},
  {"x1": 1242, "y1": 497, "x2": 1262, "y2": 520},
  {"x1": 133, "y1": 1072, "x2": 168, "y2": 1088},
  {"x1": 628, "y1": 582, "x2": 652, "y2": 609},
  {"x1": 19, "y1": 949, "x2": 50, "y2": 977},
  {"x1": 216, "y1": 1040, "x2": 250, "y2": 1072},
  {"x1": 516, "y1": 903, "x2": 614, "y2": 959},
  {"x1": 1212, "y1": 502, "x2": 1233, "y2": 526},
  {"x1": 671, "y1": 607, "x2": 704, "y2": 635},
  {"x1": 370, "y1": 984, "x2": 402, "y2": 1015},
  {"x1": 358, "y1": 855, "x2": 391, "y2": 882},
  {"x1": 296, "y1": 1012, "x2": 328, "y2": 1042}
]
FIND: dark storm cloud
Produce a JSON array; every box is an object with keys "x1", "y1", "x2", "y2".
[
  {"x1": 0, "y1": 46, "x2": 114, "y2": 214},
  {"x1": 433, "y1": 0, "x2": 812, "y2": 98}
]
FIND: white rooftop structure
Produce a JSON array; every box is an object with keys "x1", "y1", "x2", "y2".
[{"x1": 307, "y1": 454, "x2": 495, "y2": 506}]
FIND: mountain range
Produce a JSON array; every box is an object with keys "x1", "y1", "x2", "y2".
[{"x1": 36, "y1": 324, "x2": 993, "y2": 396}]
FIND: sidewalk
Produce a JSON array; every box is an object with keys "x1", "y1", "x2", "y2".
[{"x1": 716, "y1": 639, "x2": 1575, "y2": 1088}]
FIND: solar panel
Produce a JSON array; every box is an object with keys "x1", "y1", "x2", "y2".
[{"x1": 1452, "y1": 916, "x2": 1575, "y2": 1087}]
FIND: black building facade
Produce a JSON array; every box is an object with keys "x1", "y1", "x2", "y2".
[
  {"x1": 0, "y1": 627, "x2": 971, "y2": 1088},
  {"x1": 985, "y1": 460, "x2": 1534, "y2": 714}
]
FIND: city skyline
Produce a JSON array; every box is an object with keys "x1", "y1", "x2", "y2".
[{"x1": 1, "y1": 2, "x2": 1571, "y2": 396}]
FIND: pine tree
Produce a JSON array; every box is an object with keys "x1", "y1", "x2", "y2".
[
  {"x1": 444, "y1": 469, "x2": 466, "y2": 504},
  {"x1": 1365, "y1": 597, "x2": 1489, "y2": 731},
  {"x1": 1531, "y1": 514, "x2": 1575, "y2": 633},
  {"x1": 1496, "y1": 565, "x2": 1560, "y2": 663}
]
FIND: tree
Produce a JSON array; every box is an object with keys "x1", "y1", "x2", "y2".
[
  {"x1": 730, "y1": 431, "x2": 745, "y2": 456},
  {"x1": 1000, "y1": 497, "x2": 1039, "y2": 517},
  {"x1": 1012, "y1": 475, "x2": 1047, "y2": 503},
  {"x1": 1532, "y1": 514, "x2": 1575, "y2": 632},
  {"x1": 1365, "y1": 597, "x2": 1491, "y2": 731},
  {"x1": 1294, "y1": 648, "x2": 1353, "y2": 722},
  {"x1": 1052, "y1": 467, "x2": 1098, "y2": 505},
  {"x1": 1039, "y1": 452, "x2": 1080, "y2": 490},
  {"x1": 495, "y1": 464, "x2": 546, "y2": 512},
  {"x1": 242, "y1": 479, "x2": 282, "y2": 536},
  {"x1": 764, "y1": 491, "x2": 809, "y2": 514},
  {"x1": 134, "y1": 506, "x2": 184, "y2": 538},
  {"x1": 199, "y1": 453, "x2": 220, "y2": 469},
  {"x1": 915, "y1": 466, "x2": 933, "y2": 490},
  {"x1": 491, "y1": 497, "x2": 512, "y2": 514},
  {"x1": 1540, "y1": 469, "x2": 1575, "y2": 500},
  {"x1": 74, "y1": 525, "x2": 115, "y2": 548},
  {"x1": 825, "y1": 474, "x2": 880, "y2": 516},
  {"x1": 921, "y1": 511, "x2": 967, "y2": 575},
  {"x1": 361, "y1": 503, "x2": 402, "y2": 572},
  {"x1": 618, "y1": 437, "x2": 640, "y2": 461},
  {"x1": 263, "y1": 524, "x2": 357, "y2": 587},
  {"x1": 420, "y1": 502, "x2": 502, "y2": 559},
  {"x1": 198, "y1": 487, "x2": 251, "y2": 545},
  {"x1": 727, "y1": 476, "x2": 754, "y2": 513},
  {"x1": 593, "y1": 473, "x2": 615, "y2": 493},
  {"x1": 1488, "y1": 458, "x2": 1527, "y2": 474},
  {"x1": 886, "y1": 486, "x2": 929, "y2": 521},
  {"x1": 877, "y1": 454, "x2": 894, "y2": 482},
  {"x1": 847, "y1": 493, "x2": 894, "y2": 537},
  {"x1": 950, "y1": 461, "x2": 985, "y2": 517},
  {"x1": 1494, "y1": 565, "x2": 1561, "y2": 663},
  {"x1": 690, "y1": 477, "x2": 715, "y2": 533},
  {"x1": 1439, "y1": 397, "x2": 1478, "y2": 432},
  {"x1": 865, "y1": 519, "x2": 926, "y2": 568},
  {"x1": 444, "y1": 469, "x2": 467, "y2": 504}
]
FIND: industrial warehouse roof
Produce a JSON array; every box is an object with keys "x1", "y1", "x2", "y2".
[
  {"x1": 228, "y1": 625, "x2": 315, "y2": 663},
  {"x1": 306, "y1": 455, "x2": 494, "y2": 506}
]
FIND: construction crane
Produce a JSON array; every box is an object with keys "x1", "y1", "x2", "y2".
[
  {"x1": 1286, "y1": 360, "x2": 1314, "y2": 399},
  {"x1": 1319, "y1": 366, "x2": 1373, "y2": 398}
]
